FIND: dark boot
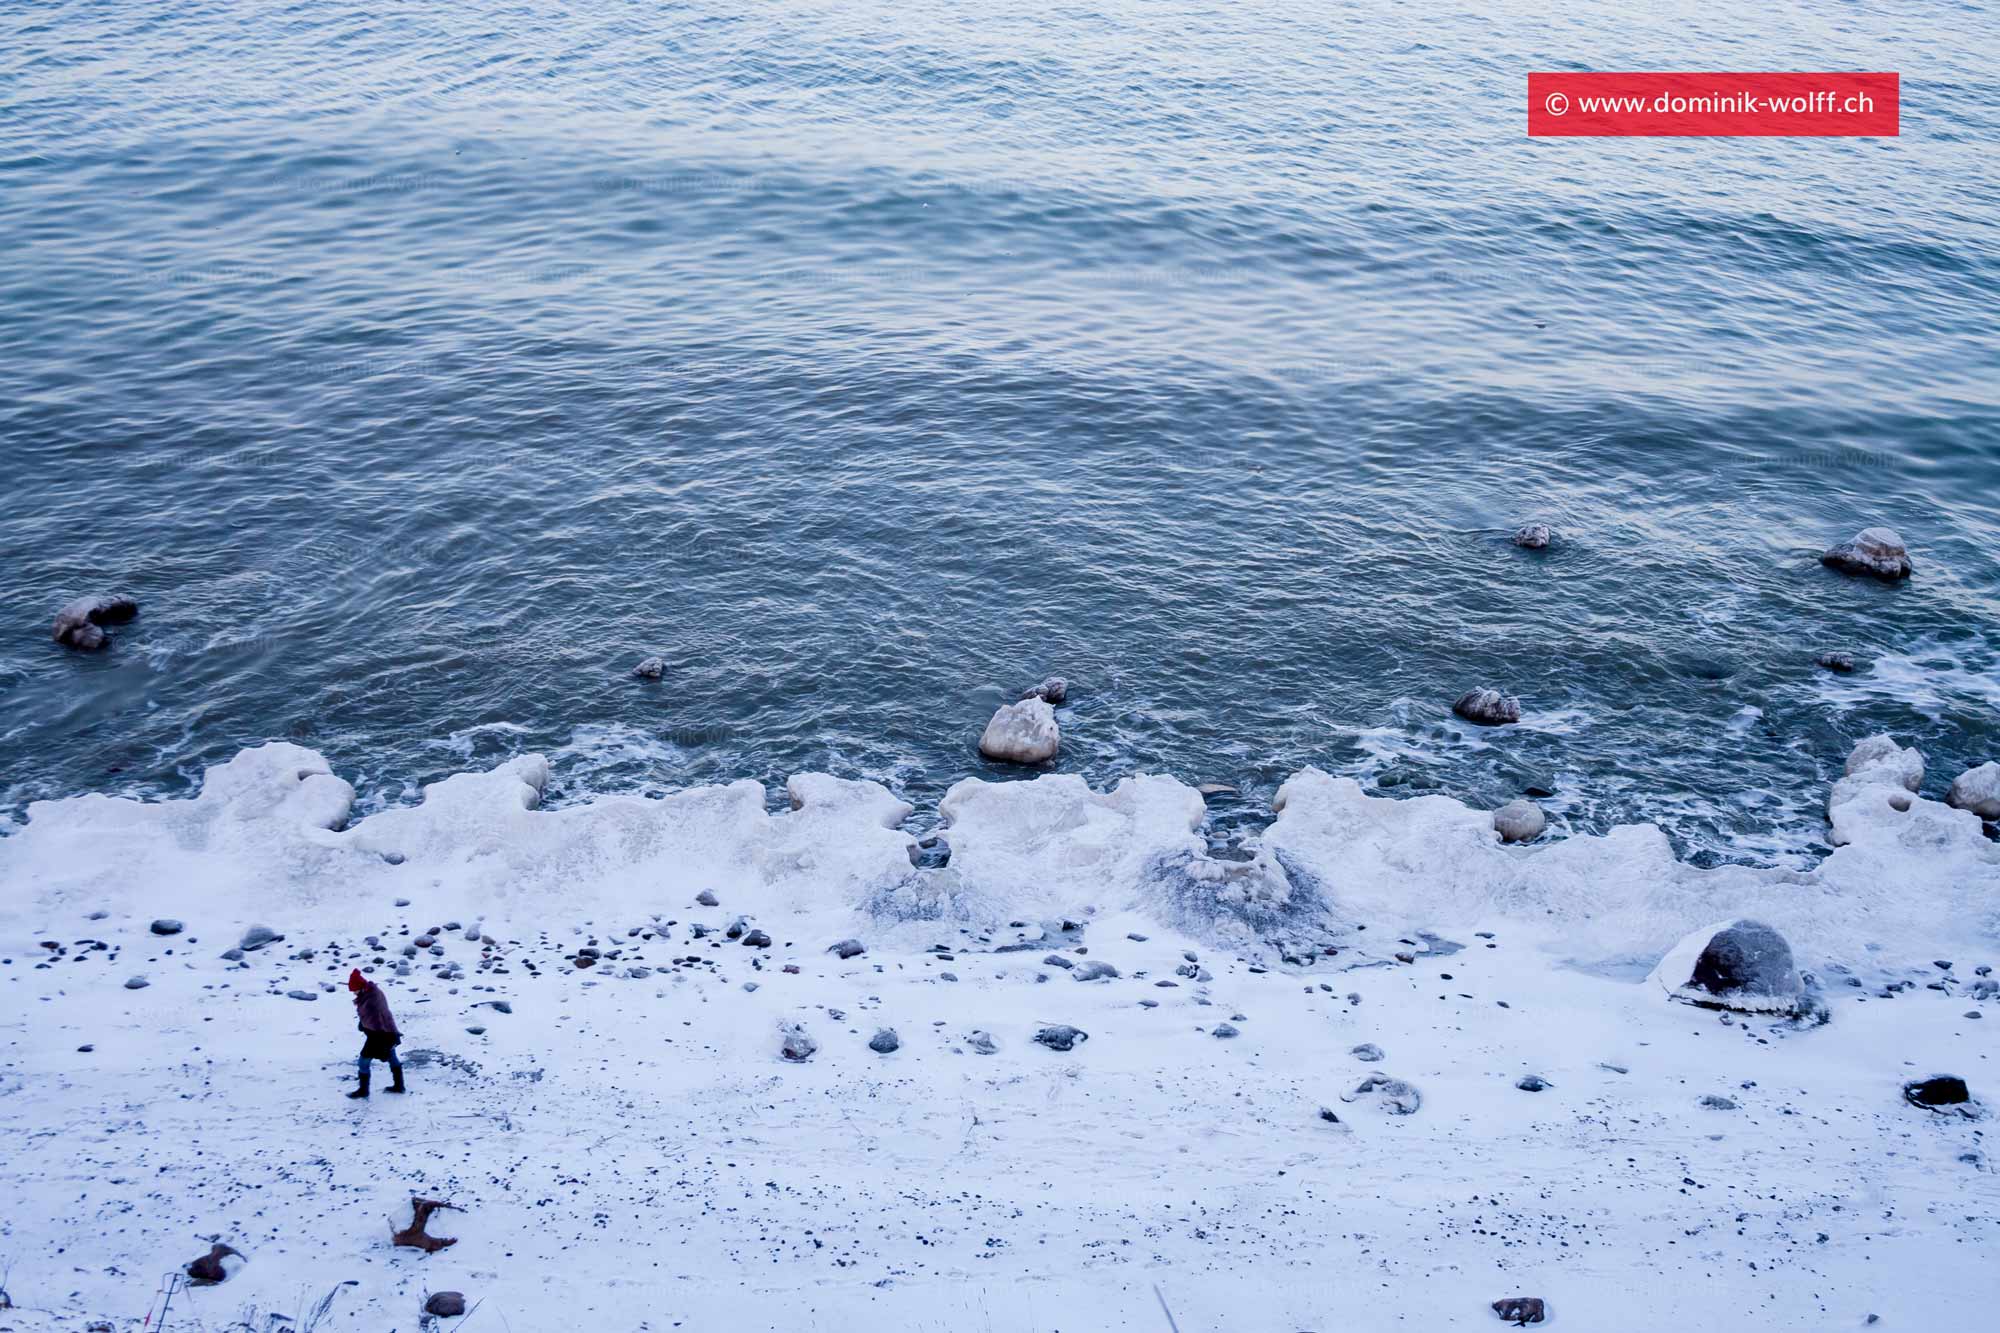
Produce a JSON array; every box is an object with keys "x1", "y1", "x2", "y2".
[
  {"x1": 348, "y1": 1069, "x2": 370, "y2": 1099},
  {"x1": 386, "y1": 1066, "x2": 406, "y2": 1094}
]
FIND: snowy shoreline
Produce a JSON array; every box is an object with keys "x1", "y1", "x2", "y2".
[{"x1": 0, "y1": 738, "x2": 1994, "y2": 1330}]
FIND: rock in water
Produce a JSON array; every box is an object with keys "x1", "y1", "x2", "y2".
[
  {"x1": 1814, "y1": 651, "x2": 1858, "y2": 673},
  {"x1": 1946, "y1": 762, "x2": 2000, "y2": 819},
  {"x1": 51, "y1": 594, "x2": 139, "y2": 651},
  {"x1": 1033, "y1": 1024, "x2": 1087, "y2": 1052},
  {"x1": 1021, "y1": 675, "x2": 1068, "y2": 704},
  {"x1": 1820, "y1": 526, "x2": 1911, "y2": 580},
  {"x1": 632, "y1": 656, "x2": 666, "y2": 679},
  {"x1": 1452, "y1": 688, "x2": 1521, "y2": 726},
  {"x1": 1903, "y1": 1075, "x2": 1970, "y2": 1109},
  {"x1": 868, "y1": 1028, "x2": 900, "y2": 1054},
  {"x1": 1511, "y1": 524, "x2": 1552, "y2": 549},
  {"x1": 978, "y1": 697, "x2": 1060, "y2": 763},
  {"x1": 1492, "y1": 1296, "x2": 1546, "y2": 1325},
  {"x1": 1492, "y1": 799, "x2": 1546, "y2": 843},
  {"x1": 1649, "y1": 919, "x2": 1809, "y2": 1015},
  {"x1": 779, "y1": 1024, "x2": 817, "y2": 1063},
  {"x1": 425, "y1": 1292, "x2": 467, "y2": 1318}
]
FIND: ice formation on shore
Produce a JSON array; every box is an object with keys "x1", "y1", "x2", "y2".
[{"x1": 2, "y1": 735, "x2": 1993, "y2": 974}]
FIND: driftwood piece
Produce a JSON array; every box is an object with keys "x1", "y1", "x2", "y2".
[
  {"x1": 391, "y1": 1197, "x2": 461, "y2": 1253},
  {"x1": 185, "y1": 1242, "x2": 241, "y2": 1283}
]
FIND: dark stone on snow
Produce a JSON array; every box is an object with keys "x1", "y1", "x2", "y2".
[
  {"x1": 184, "y1": 1243, "x2": 240, "y2": 1285},
  {"x1": 829, "y1": 938, "x2": 865, "y2": 959},
  {"x1": 1492, "y1": 1296, "x2": 1545, "y2": 1325},
  {"x1": 1687, "y1": 920, "x2": 1801, "y2": 1006},
  {"x1": 1903, "y1": 1075, "x2": 1969, "y2": 1108},
  {"x1": 1033, "y1": 1024, "x2": 1087, "y2": 1051},
  {"x1": 741, "y1": 929, "x2": 772, "y2": 948},
  {"x1": 239, "y1": 925, "x2": 284, "y2": 952},
  {"x1": 868, "y1": 1028, "x2": 899, "y2": 1054},
  {"x1": 425, "y1": 1291, "x2": 467, "y2": 1317},
  {"x1": 1515, "y1": 1074, "x2": 1550, "y2": 1092},
  {"x1": 150, "y1": 919, "x2": 184, "y2": 936}
]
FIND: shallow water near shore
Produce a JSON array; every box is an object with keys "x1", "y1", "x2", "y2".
[{"x1": 3, "y1": 1, "x2": 1999, "y2": 865}]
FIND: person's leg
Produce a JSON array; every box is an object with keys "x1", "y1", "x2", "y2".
[
  {"x1": 385, "y1": 1049, "x2": 406, "y2": 1093},
  {"x1": 349, "y1": 1051, "x2": 372, "y2": 1098}
]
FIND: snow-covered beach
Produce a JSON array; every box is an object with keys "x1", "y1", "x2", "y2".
[{"x1": 1, "y1": 738, "x2": 1993, "y2": 1331}]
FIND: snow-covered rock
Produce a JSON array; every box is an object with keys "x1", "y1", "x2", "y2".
[
  {"x1": 977, "y1": 698, "x2": 1060, "y2": 763},
  {"x1": 1820, "y1": 526, "x2": 1912, "y2": 580},
  {"x1": 1452, "y1": 688, "x2": 1520, "y2": 725},
  {"x1": 1648, "y1": 919, "x2": 1803, "y2": 1014},
  {"x1": 1492, "y1": 799, "x2": 1546, "y2": 843},
  {"x1": 1512, "y1": 524, "x2": 1552, "y2": 549},
  {"x1": 1946, "y1": 762, "x2": 2000, "y2": 820},
  {"x1": 1827, "y1": 733, "x2": 1925, "y2": 846},
  {"x1": 631, "y1": 656, "x2": 666, "y2": 679}
]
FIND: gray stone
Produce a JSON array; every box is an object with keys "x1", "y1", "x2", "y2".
[
  {"x1": 1512, "y1": 524, "x2": 1552, "y2": 549},
  {"x1": 1211, "y1": 1022, "x2": 1240, "y2": 1039},
  {"x1": 1344, "y1": 1073, "x2": 1421, "y2": 1115},
  {"x1": 124, "y1": 976, "x2": 149, "y2": 990},
  {"x1": 1453, "y1": 688, "x2": 1521, "y2": 726},
  {"x1": 149, "y1": 919, "x2": 184, "y2": 936},
  {"x1": 1515, "y1": 1074, "x2": 1551, "y2": 1092},
  {"x1": 741, "y1": 929, "x2": 772, "y2": 948},
  {"x1": 829, "y1": 938, "x2": 866, "y2": 959},
  {"x1": 424, "y1": 1291, "x2": 467, "y2": 1318},
  {"x1": 1815, "y1": 651, "x2": 1858, "y2": 673},
  {"x1": 239, "y1": 925, "x2": 284, "y2": 952},
  {"x1": 1042, "y1": 953, "x2": 1075, "y2": 970},
  {"x1": 1820, "y1": 526, "x2": 1911, "y2": 580},
  {"x1": 286, "y1": 989, "x2": 317, "y2": 1002},
  {"x1": 1699, "y1": 1094, "x2": 1738, "y2": 1110},
  {"x1": 632, "y1": 656, "x2": 666, "y2": 679},
  {"x1": 1033, "y1": 1024, "x2": 1088, "y2": 1052},
  {"x1": 696, "y1": 889, "x2": 719, "y2": 907},
  {"x1": 868, "y1": 1028, "x2": 900, "y2": 1054},
  {"x1": 965, "y1": 1029, "x2": 998, "y2": 1055},
  {"x1": 779, "y1": 1025, "x2": 816, "y2": 1062},
  {"x1": 1492, "y1": 1296, "x2": 1546, "y2": 1325},
  {"x1": 1021, "y1": 675, "x2": 1069, "y2": 705},
  {"x1": 52, "y1": 593, "x2": 138, "y2": 651},
  {"x1": 1688, "y1": 920, "x2": 1801, "y2": 1007},
  {"x1": 1351, "y1": 1043, "x2": 1385, "y2": 1062},
  {"x1": 1071, "y1": 959, "x2": 1119, "y2": 982}
]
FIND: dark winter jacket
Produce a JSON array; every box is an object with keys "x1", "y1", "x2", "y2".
[{"x1": 354, "y1": 982, "x2": 400, "y2": 1037}]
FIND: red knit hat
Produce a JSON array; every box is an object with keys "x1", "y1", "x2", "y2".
[{"x1": 348, "y1": 969, "x2": 367, "y2": 992}]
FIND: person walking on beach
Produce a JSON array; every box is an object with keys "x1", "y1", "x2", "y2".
[{"x1": 346, "y1": 968, "x2": 406, "y2": 1098}]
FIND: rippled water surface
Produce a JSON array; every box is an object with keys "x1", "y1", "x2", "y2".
[{"x1": 3, "y1": 0, "x2": 1997, "y2": 861}]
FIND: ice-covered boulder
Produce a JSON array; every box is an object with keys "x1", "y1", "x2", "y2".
[
  {"x1": 1820, "y1": 526, "x2": 1911, "y2": 581},
  {"x1": 51, "y1": 593, "x2": 138, "y2": 650},
  {"x1": 978, "y1": 697, "x2": 1060, "y2": 763},
  {"x1": 632, "y1": 656, "x2": 666, "y2": 679},
  {"x1": 1492, "y1": 799, "x2": 1546, "y2": 843},
  {"x1": 1452, "y1": 688, "x2": 1521, "y2": 726},
  {"x1": 1827, "y1": 734, "x2": 1925, "y2": 846},
  {"x1": 1946, "y1": 762, "x2": 2000, "y2": 820},
  {"x1": 1648, "y1": 918, "x2": 1804, "y2": 1014}
]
